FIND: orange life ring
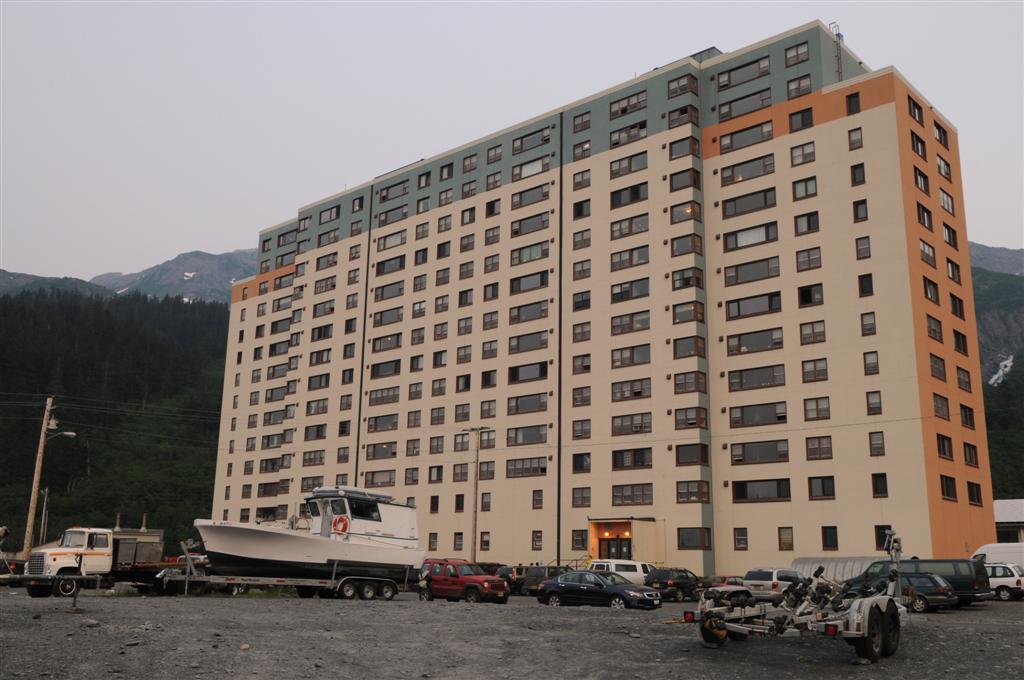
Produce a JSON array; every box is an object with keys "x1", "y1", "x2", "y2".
[{"x1": 332, "y1": 516, "x2": 350, "y2": 534}]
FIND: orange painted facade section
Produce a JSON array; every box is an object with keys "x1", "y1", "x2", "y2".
[
  {"x1": 890, "y1": 76, "x2": 996, "y2": 557},
  {"x1": 230, "y1": 264, "x2": 297, "y2": 304},
  {"x1": 701, "y1": 73, "x2": 897, "y2": 160}
]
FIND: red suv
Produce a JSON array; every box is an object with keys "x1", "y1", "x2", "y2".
[{"x1": 419, "y1": 558, "x2": 509, "y2": 604}]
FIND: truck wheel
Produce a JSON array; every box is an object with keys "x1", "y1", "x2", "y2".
[
  {"x1": 379, "y1": 583, "x2": 397, "y2": 601},
  {"x1": 996, "y1": 587, "x2": 1012, "y2": 602},
  {"x1": 53, "y1": 577, "x2": 80, "y2": 598},
  {"x1": 340, "y1": 581, "x2": 357, "y2": 599},
  {"x1": 465, "y1": 589, "x2": 481, "y2": 603},
  {"x1": 853, "y1": 606, "x2": 883, "y2": 663},
  {"x1": 881, "y1": 602, "x2": 900, "y2": 657},
  {"x1": 295, "y1": 586, "x2": 317, "y2": 599},
  {"x1": 26, "y1": 585, "x2": 52, "y2": 598},
  {"x1": 358, "y1": 582, "x2": 377, "y2": 600}
]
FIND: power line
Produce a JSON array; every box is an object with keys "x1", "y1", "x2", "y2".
[
  {"x1": 0, "y1": 392, "x2": 220, "y2": 416},
  {"x1": 56, "y1": 420, "x2": 218, "y2": 446}
]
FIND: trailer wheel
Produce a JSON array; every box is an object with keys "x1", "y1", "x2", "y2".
[
  {"x1": 699, "y1": 618, "x2": 728, "y2": 648},
  {"x1": 26, "y1": 585, "x2": 52, "y2": 598},
  {"x1": 358, "y1": 582, "x2": 377, "y2": 600},
  {"x1": 379, "y1": 583, "x2": 397, "y2": 601},
  {"x1": 727, "y1": 631, "x2": 748, "y2": 642},
  {"x1": 295, "y1": 586, "x2": 317, "y2": 599},
  {"x1": 853, "y1": 606, "x2": 883, "y2": 663},
  {"x1": 881, "y1": 602, "x2": 900, "y2": 657},
  {"x1": 53, "y1": 576, "x2": 80, "y2": 598}
]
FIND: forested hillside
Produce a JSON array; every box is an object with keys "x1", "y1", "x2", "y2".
[{"x1": 0, "y1": 291, "x2": 227, "y2": 552}]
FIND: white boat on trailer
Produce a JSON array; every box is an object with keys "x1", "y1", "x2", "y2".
[{"x1": 193, "y1": 486, "x2": 426, "y2": 592}]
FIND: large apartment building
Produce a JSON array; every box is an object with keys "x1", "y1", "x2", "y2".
[{"x1": 211, "y1": 21, "x2": 995, "y2": 575}]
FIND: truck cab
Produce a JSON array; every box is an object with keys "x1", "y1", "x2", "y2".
[{"x1": 25, "y1": 528, "x2": 114, "y2": 597}]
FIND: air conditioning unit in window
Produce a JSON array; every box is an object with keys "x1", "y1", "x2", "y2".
[{"x1": 632, "y1": 424, "x2": 645, "y2": 433}]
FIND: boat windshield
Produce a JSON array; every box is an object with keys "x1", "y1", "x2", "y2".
[
  {"x1": 59, "y1": 531, "x2": 87, "y2": 548},
  {"x1": 458, "y1": 564, "x2": 485, "y2": 576},
  {"x1": 306, "y1": 501, "x2": 320, "y2": 517},
  {"x1": 330, "y1": 499, "x2": 347, "y2": 515}
]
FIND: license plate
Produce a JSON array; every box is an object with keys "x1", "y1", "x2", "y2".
[
  {"x1": 652, "y1": 582, "x2": 661, "y2": 588},
  {"x1": 752, "y1": 584, "x2": 764, "y2": 589},
  {"x1": 653, "y1": 599, "x2": 661, "y2": 605}
]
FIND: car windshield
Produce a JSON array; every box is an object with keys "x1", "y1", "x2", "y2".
[
  {"x1": 59, "y1": 531, "x2": 86, "y2": 548},
  {"x1": 744, "y1": 570, "x2": 773, "y2": 580},
  {"x1": 458, "y1": 564, "x2": 485, "y2": 576},
  {"x1": 600, "y1": 572, "x2": 632, "y2": 586}
]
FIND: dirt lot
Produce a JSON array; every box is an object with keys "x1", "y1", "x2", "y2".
[{"x1": 1, "y1": 588, "x2": 1021, "y2": 680}]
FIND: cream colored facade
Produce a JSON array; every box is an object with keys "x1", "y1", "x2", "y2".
[{"x1": 210, "y1": 22, "x2": 994, "y2": 577}]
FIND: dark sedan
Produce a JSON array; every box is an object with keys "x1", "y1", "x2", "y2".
[
  {"x1": 537, "y1": 570, "x2": 662, "y2": 609},
  {"x1": 903, "y1": 573, "x2": 958, "y2": 613}
]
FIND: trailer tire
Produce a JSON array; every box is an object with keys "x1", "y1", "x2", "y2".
[
  {"x1": 379, "y1": 583, "x2": 397, "y2": 601},
  {"x1": 699, "y1": 618, "x2": 728, "y2": 648},
  {"x1": 358, "y1": 582, "x2": 377, "y2": 600},
  {"x1": 853, "y1": 606, "x2": 884, "y2": 663},
  {"x1": 881, "y1": 602, "x2": 900, "y2": 657},
  {"x1": 26, "y1": 585, "x2": 51, "y2": 598},
  {"x1": 727, "y1": 631, "x2": 748, "y2": 642},
  {"x1": 295, "y1": 586, "x2": 317, "y2": 599}
]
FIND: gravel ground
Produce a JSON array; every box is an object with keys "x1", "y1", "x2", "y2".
[{"x1": 1, "y1": 588, "x2": 1021, "y2": 679}]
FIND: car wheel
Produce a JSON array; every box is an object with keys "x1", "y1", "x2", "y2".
[
  {"x1": 881, "y1": 602, "x2": 900, "y2": 657},
  {"x1": 418, "y1": 587, "x2": 433, "y2": 602},
  {"x1": 465, "y1": 589, "x2": 481, "y2": 604},
  {"x1": 853, "y1": 606, "x2": 883, "y2": 663},
  {"x1": 609, "y1": 595, "x2": 626, "y2": 609},
  {"x1": 996, "y1": 586, "x2": 1012, "y2": 602},
  {"x1": 910, "y1": 595, "x2": 930, "y2": 614},
  {"x1": 497, "y1": 595, "x2": 508, "y2": 604},
  {"x1": 546, "y1": 593, "x2": 561, "y2": 607}
]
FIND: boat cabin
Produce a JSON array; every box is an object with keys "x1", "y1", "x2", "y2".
[{"x1": 303, "y1": 486, "x2": 418, "y2": 542}]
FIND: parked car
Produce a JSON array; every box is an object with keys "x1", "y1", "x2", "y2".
[
  {"x1": 644, "y1": 568, "x2": 699, "y2": 601},
  {"x1": 419, "y1": 558, "x2": 508, "y2": 603},
  {"x1": 588, "y1": 559, "x2": 656, "y2": 585},
  {"x1": 845, "y1": 558, "x2": 991, "y2": 605},
  {"x1": 701, "y1": 575, "x2": 745, "y2": 588},
  {"x1": 985, "y1": 563, "x2": 1024, "y2": 601},
  {"x1": 537, "y1": 570, "x2": 662, "y2": 609},
  {"x1": 902, "y1": 572, "x2": 959, "y2": 613},
  {"x1": 520, "y1": 565, "x2": 571, "y2": 596},
  {"x1": 742, "y1": 567, "x2": 803, "y2": 602},
  {"x1": 496, "y1": 565, "x2": 529, "y2": 594}
]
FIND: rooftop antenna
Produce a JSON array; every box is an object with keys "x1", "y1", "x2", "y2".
[{"x1": 829, "y1": 22, "x2": 844, "y2": 82}]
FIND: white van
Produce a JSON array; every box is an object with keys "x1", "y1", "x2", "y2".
[
  {"x1": 589, "y1": 560, "x2": 655, "y2": 585},
  {"x1": 972, "y1": 543, "x2": 1024, "y2": 566}
]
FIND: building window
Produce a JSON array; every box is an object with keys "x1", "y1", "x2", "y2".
[
  {"x1": 572, "y1": 529, "x2": 588, "y2": 551},
  {"x1": 531, "y1": 531, "x2": 543, "y2": 551},
  {"x1": 866, "y1": 391, "x2": 883, "y2": 415},
  {"x1": 872, "y1": 473, "x2": 889, "y2": 498},
  {"x1": 677, "y1": 528, "x2": 712, "y2": 550},
  {"x1": 804, "y1": 397, "x2": 830, "y2": 421},
  {"x1": 733, "y1": 528, "x2": 749, "y2": 551},
  {"x1": 869, "y1": 431, "x2": 885, "y2": 456},
  {"x1": 572, "y1": 452, "x2": 591, "y2": 473},
  {"x1": 573, "y1": 111, "x2": 590, "y2": 132},
  {"x1": 789, "y1": 108, "x2": 813, "y2": 132},
  {"x1": 967, "y1": 482, "x2": 983, "y2": 506},
  {"x1": 856, "y1": 236, "x2": 871, "y2": 260},
  {"x1": 849, "y1": 127, "x2": 863, "y2": 150},
  {"x1": 846, "y1": 92, "x2": 861, "y2": 114},
  {"x1": 778, "y1": 527, "x2": 794, "y2": 551},
  {"x1": 821, "y1": 526, "x2": 839, "y2": 551},
  {"x1": 809, "y1": 476, "x2": 835, "y2": 500},
  {"x1": 853, "y1": 199, "x2": 868, "y2": 222},
  {"x1": 940, "y1": 475, "x2": 957, "y2": 501},
  {"x1": 785, "y1": 41, "x2": 808, "y2": 66},
  {"x1": 858, "y1": 273, "x2": 874, "y2": 297},
  {"x1": 806, "y1": 436, "x2": 832, "y2": 460},
  {"x1": 908, "y1": 96, "x2": 924, "y2": 124},
  {"x1": 786, "y1": 74, "x2": 811, "y2": 99}
]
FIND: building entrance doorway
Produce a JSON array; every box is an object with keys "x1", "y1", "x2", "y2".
[{"x1": 598, "y1": 537, "x2": 632, "y2": 560}]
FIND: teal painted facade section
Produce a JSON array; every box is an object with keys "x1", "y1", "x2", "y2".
[{"x1": 255, "y1": 22, "x2": 866, "y2": 274}]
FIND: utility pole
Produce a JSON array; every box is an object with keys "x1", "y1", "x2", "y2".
[
  {"x1": 462, "y1": 426, "x2": 485, "y2": 563},
  {"x1": 22, "y1": 396, "x2": 54, "y2": 559},
  {"x1": 39, "y1": 488, "x2": 50, "y2": 546}
]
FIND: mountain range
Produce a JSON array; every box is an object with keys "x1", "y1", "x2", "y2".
[{"x1": 1, "y1": 241, "x2": 1021, "y2": 375}]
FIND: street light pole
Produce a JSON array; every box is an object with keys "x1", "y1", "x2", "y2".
[
  {"x1": 22, "y1": 396, "x2": 53, "y2": 559},
  {"x1": 462, "y1": 426, "x2": 485, "y2": 563}
]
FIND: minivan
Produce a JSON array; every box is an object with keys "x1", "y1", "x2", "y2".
[
  {"x1": 589, "y1": 559, "x2": 656, "y2": 585},
  {"x1": 847, "y1": 558, "x2": 991, "y2": 605}
]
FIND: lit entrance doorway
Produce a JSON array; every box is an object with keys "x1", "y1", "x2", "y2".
[{"x1": 598, "y1": 537, "x2": 632, "y2": 560}]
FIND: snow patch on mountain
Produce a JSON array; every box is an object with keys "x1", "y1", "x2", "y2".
[
  {"x1": 989, "y1": 355, "x2": 1014, "y2": 386},
  {"x1": 183, "y1": 272, "x2": 197, "y2": 280}
]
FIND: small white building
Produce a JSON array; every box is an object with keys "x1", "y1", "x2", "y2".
[{"x1": 994, "y1": 499, "x2": 1024, "y2": 543}]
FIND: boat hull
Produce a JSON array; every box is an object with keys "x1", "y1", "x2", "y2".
[{"x1": 195, "y1": 520, "x2": 425, "y2": 583}]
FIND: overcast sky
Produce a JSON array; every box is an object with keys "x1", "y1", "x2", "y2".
[{"x1": 2, "y1": 1, "x2": 1021, "y2": 279}]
